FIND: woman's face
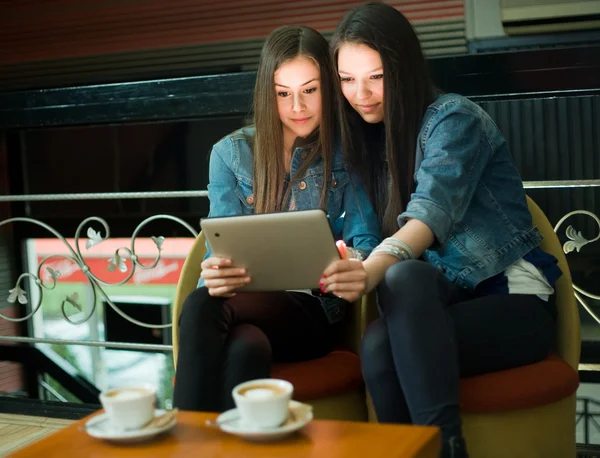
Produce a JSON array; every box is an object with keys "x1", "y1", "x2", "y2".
[
  {"x1": 274, "y1": 56, "x2": 322, "y2": 144},
  {"x1": 337, "y1": 43, "x2": 384, "y2": 124}
]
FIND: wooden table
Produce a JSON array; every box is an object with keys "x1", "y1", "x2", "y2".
[{"x1": 8, "y1": 410, "x2": 440, "y2": 457}]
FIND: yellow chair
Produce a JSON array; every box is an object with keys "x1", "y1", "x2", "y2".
[
  {"x1": 460, "y1": 196, "x2": 580, "y2": 457},
  {"x1": 172, "y1": 232, "x2": 372, "y2": 420}
]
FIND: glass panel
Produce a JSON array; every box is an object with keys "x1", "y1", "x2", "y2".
[{"x1": 24, "y1": 236, "x2": 193, "y2": 408}]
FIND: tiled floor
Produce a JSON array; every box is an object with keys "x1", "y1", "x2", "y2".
[{"x1": 0, "y1": 414, "x2": 72, "y2": 457}]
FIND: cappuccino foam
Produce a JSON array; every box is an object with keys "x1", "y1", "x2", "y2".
[
  {"x1": 105, "y1": 387, "x2": 150, "y2": 401},
  {"x1": 243, "y1": 388, "x2": 277, "y2": 400},
  {"x1": 238, "y1": 383, "x2": 287, "y2": 398}
]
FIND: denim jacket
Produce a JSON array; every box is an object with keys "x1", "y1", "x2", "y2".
[
  {"x1": 201, "y1": 126, "x2": 381, "y2": 323},
  {"x1": 399, "y1": 93, "x2": 542, "y2": 289}
]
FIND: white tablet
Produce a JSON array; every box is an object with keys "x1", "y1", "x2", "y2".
[{"x1": 200, "y1": 210, "x2": 340, "y2": 292}]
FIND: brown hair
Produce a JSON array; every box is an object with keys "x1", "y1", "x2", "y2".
[
  {"x1": 331, "y1": 2, "x2": 434, "y2": 235},
  {"x1": 252, "y1": 25, "x2": 337, "y2": 213}
]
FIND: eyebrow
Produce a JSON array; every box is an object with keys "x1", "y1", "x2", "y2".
[
  {"x1": 339, "y1": 66, "x2": 383, "y2": 74},
  {"x1": 274, "y1": 78, "x2": 318, "y2": 88}
]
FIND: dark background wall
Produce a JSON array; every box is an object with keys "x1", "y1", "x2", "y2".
[
  {"x1": 0, "y1": 133, "x2": 22, "y2": 393},
  {"x1": 0, "y1": 0, "x2": 466, "y2": 90}
]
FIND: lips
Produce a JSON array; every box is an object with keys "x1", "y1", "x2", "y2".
[
  {"x1": 358, "y1": 103, "x2": 379, "y2": 113},
  {"x1": 291, "y1": 117, "x2": 311, "y2": 123}
]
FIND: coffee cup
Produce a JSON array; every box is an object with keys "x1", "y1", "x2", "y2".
[
  {"x1": 99, "y1": 384, "x2": 156, "y2": 431},
  {"x1": 232, "y1": 378, "x2": 293, "y2": 429}
]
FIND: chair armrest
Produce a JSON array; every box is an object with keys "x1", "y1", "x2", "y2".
[
  {"x1": 172, "y1": 232, "x2": 206, "y2": 367},
  {"x1": 338, "y1": 292, "x2": 378, "y2": 354}
]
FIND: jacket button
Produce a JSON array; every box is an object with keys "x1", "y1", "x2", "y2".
[
  {"x1": 246, "y1": 195, "x2": 254, "y2": 205},
  {"x1": 298, "y1": 181, "x2": 307, "y2": 190},
  {"x1": 332, "y1": 179, "x2": 338, "y2": 188}
]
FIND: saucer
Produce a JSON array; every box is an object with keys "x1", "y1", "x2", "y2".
[
  {"x1": 84, "y1": 409, "x2": 176, "y2": 444},
  {"x1": 215, "y1": 400, "x2": 313, "y2": 442}
]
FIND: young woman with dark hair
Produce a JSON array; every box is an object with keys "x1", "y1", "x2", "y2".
[{"x1": 322, "y1": 4, "x2": 560, "y2": 457}]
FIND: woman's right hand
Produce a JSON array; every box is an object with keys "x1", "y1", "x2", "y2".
[{"x1": 200, "y1": 256, "x2": 251, "y2": 297}]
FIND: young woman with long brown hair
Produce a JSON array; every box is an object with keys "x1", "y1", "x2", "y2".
[{"x1": 173, "y1": 25, "x2": 380, "y2": 413}]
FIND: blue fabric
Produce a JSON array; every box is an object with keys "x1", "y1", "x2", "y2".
[{"x1": 399, "y1": 93, "x2": 543, "y2": 289}]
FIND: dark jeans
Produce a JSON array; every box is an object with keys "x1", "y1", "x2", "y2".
[
  {"x1": 362, "y1": 260, "x2": 556, "y2": 442},
  {"x1": 173, "y1": 287, "x2": 334, "y2": 412}
]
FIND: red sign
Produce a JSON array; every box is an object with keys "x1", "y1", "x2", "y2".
[{"x1": 38, "y1": 257, "x2": 184, "y2": 285}]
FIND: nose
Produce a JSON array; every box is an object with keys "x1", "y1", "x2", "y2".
[
  {"x1": 292, "y1": 93, "x2": 305, "y2": 112},
  {"x1": 356, "y1": 81, "x2": 371, "y2": 100}
]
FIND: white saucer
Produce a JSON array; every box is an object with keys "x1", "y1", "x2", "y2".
[
  {"x1": 84, "y1": 409, "x2": 176, "y2": 444},
  {"x1": 215, "y1": 400, "x2": 313, "y2": 442}
]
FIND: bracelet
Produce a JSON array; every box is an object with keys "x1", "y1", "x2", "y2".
[
  {"x1": 369, "y1": 245, "x2": 411, "y2": 262},
  {"x1": 345, "y1": 247, "x2": 365, "y2": 261},
  {"x1": 368, "y1": 237, "x2": 414, "y2": 263},
  {"x1": 379, "y1": 237, "x2": 414, "y2": 260}
]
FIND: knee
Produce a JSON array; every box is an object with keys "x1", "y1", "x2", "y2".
[
  {"x1": 361, "y1": 319, "x2": 392, "y2": 381},
  {"x1": 378, "y1": 260, "x2": 442, "y2": 316},
  {"x1": 382, "y1": 260, "x2": 439, "y2": 292},
  {"x1": 226, "y1": 325, "x2": 272, "y2": 364},
  {"x1": 180, "y1": 287, "x2": 222, "y2": 320},
  {"x1": 178, "y1": 287, "x2": 226, "y2": 333}
]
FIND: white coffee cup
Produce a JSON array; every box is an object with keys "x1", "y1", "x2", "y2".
[
  {"x1": 232, "y1": 378, "x2": 293, "y2": 429},
  {"x1": 99, "y1": 384, "x2": 156, "y2": 431}
]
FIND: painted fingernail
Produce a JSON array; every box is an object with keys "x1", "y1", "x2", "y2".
[
  {"x1": 321, "y1": 286, "x2": 326, "y2": 292},
  {"x1": 318, "y1": 281, "x2": 324, "y2": 287},
  {"x1": 323, "y1": 274, "x2": 327, "y2": 278}
]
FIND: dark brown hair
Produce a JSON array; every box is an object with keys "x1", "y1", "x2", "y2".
[
  {"x1": 331, "y1": 2, "x2": 434, "y2": 235},
  {"x1": 253, "y1": 25, "x2": 337, "y2": 213}
]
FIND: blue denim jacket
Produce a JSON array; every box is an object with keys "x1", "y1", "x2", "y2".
[
  {"x1": 202, "y1": 126, "x2": 381, "y2": 323},
  {"x1": 399, "y1": 93, "x2": 542, "y2": 289}
]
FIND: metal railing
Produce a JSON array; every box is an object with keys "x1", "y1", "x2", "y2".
[
  {"x1": 1, "y1": 179, "x2": 600, "y2": 349},
  {"x1": 1, "y1": 211, "x2": 197, "y2": 351},
  {"x1": 578, "y1": 398, "x2": 600, "y2": 446}
]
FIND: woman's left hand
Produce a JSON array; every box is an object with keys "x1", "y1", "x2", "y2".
[
  {"x1": 319, "y1": 241, "x2": 368, "y2": 303},
  {"x1": 320, "y1": 258, "x2": 368, "y2": 303}
]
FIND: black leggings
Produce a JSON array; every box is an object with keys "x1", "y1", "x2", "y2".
[
  {"x1": 361, "y1": 260, "x2": 556, "y2": 442},
  {"x1": 173, "y1": 287, "x2": 335, "y2": 412}
]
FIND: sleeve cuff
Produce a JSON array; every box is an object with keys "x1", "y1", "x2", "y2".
[{"x1": 398, "y1": 198, "x2": 454, "y2": 244}]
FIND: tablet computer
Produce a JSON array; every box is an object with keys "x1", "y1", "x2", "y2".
[{"x1": 200, "y1": 209, "x2": 340, "y2": 292}]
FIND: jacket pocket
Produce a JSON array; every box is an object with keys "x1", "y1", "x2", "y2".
[
  {"x1": 234, "y1": 177, "x2": 255, "y2": 212},
  {"x1": 325, "y1": 170, "x2": 350, "y2": 217}
]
